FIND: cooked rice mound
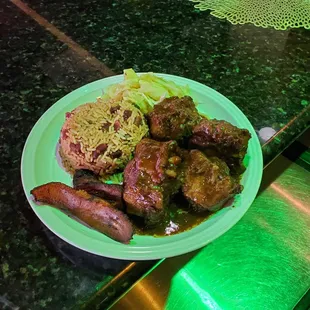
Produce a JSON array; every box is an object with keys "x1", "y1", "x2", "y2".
[{"x1": 59, "y1": 98, "x2": 149, "y2": 175}]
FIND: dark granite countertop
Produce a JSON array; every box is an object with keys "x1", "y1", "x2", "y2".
[{"x1": 0, "y1": 0, "x2": 309, "y2": 309}]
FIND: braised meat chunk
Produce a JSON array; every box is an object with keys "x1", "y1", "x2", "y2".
[
  {"x1": 147, "y1": 96, "x2": 201, "y2": 141},
  {"x1": 123, "y1": 138, "x2": 183, "y2": 225},
  {"x1": 190, "y1": 119, "x2": 251, "y2": 174},
  {"x1": 182, "y1": 150, "x2": 242, "y2": 212}
]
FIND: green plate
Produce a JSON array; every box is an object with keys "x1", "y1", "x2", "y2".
[{"x1": 21, "y1": 74, "x2": 263, "y2": 260}]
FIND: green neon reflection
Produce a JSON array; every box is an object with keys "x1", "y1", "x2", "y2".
[{"x1": 179, "y1": 270, "x2": 221, "y2": 310}]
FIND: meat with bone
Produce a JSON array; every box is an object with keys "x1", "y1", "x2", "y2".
[
  {"x1": 123, "y1": 138, "x2": 183, "y2": 225},
  {"x1": 147, "y1": 96, "x2": 201, "y2": 141},
  {"x1": 182, "y1": 150, "x2": 242, "y2": 212},
  {"x1": 190, "y1": 119, "x2": 251, "y2": 174}
]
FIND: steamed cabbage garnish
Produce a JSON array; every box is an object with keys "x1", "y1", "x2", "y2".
[{"x1": 102, "y1": 69, "x2": 190, "y2": 114}]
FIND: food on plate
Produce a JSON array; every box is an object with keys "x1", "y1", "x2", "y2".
[
  {"x1": 31, "y1": 182, "x2": 133, "y2": 243},
  {"x1": 182, "y1": 150, "x2": 242, "y2": 212},
  {"x1": 30, "y1": 69, "x2": 253, "y2": 245},
  {"x1": 190, "y1": 119, "x2": 251, "y2": 174},
  {"x1": 59, "y1": 98, "x2": 148, "y2": 176},
  {"x1": 73, "y1": 169, "x2": 124, "y2": 210},
  {"x1": 102, "y1": 69, "x2": 190, "y2": 114},
  {"x1": 123, "y1": 138, "x2": 183, "y2": 225},
  {"x1": 147, "y1": 96, "x2": 202, "y2": 141}
]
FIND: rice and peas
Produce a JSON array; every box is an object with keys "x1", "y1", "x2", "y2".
[{"x1": 59, "y1": 69, "x2": 190, "y2": 183}]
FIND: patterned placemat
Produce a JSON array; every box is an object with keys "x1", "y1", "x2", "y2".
[{"x1": 191, "y1": 0, "x2": 310, "y2": 30}]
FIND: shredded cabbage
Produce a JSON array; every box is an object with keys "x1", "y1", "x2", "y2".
[{"x1": 102, "y1": 68, "x2": 190, "y2": 114}]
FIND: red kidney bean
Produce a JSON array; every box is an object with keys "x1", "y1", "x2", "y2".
[
  {"x1": 61, "y1": 128, "x2": 69, "y2": 139},
  {"x1": 70, "y1": 142, "x2": 81, "y2": 153},
  {"x1": 109, "y1": 150, "x2": 122, "y2": 159},
  {"x1": 96, "y1": 143, "x2": 108, "y2": 153},
  {"x1": 123, "y1": 110, "x2": 132, "y2": 121},
  {"x1": 65, "y1": 112, "x2": 72, "y2": 119},
  {"x1": 114, "y1": 120, "x2": 121, "y2": 132},
  {"x1": 101, "y1": 122, "x2": 111, "y2": 132},
  {"x1": 134, "y1": 116, "x2": 142, "y2": 127},
  {"x1": 92, "y1": 143, "x2": 108, "y2": 160},
  {"x1": 110, "y1": 105, "x2": 120, "y2": 114}
]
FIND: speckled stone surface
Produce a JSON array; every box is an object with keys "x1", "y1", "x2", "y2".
[
  {"x1": 24, "y1": 0, "x2": 310, "y2": 159},
  {"x1": 1, "y1": 0, "x2": 309, "y2": 309},
  {"x1": 0, "y1": 3, "x2": 130, "y2": 310}
]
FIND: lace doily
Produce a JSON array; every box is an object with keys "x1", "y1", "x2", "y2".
[{"x1": 191, "y1": 0, "x2": 310, "y2": 30}]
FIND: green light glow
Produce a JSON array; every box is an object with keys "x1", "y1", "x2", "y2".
[{"x1": 179, "y1": 270, "x2": 221, "y2": 310}]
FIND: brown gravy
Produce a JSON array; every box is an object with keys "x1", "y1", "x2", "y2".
[{"x1": 131, "y1": 195, "x2": 212, "y2": 237}]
